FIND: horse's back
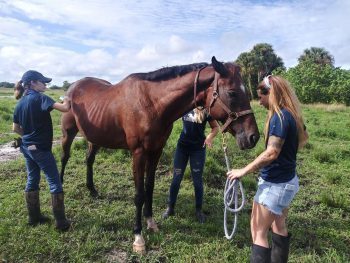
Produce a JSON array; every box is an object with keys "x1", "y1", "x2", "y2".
[{"x1": 67, "y1": 77, "x2": 112, "y2": 99}]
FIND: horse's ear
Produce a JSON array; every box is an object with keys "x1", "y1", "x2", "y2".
[{"x1": 212, "y1": 56, "x2": 229, "y2": 77}]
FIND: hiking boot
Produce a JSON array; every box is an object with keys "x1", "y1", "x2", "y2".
[
  {"x1": 195, "y1": 208, "x2": 206, "y2": 224},
  {"x1": 162, "y1": 205, "x2": 175, "y2": 219}
]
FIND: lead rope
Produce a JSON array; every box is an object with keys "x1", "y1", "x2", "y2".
[{"x1": 222, "y1": 132, "x2": 246, "y2": 239}]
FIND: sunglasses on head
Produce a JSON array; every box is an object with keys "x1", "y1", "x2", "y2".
[{"x1": 259, "y1": 87, "x2": 269, "y2": 95}]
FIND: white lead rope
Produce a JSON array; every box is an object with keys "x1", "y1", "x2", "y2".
[{"x1": 222, "y1": 135, "x2": 246, "y2": 240}]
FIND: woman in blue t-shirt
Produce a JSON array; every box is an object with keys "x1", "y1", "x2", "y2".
[
  {"x1": 227, "y1": 75, "x2": 308, "y2": 263},
  {"x1": 13, "y1": 70, "x2": 71, "y2": 231},
  {"x1": 163, "y1": 107, "x2": 219, "y2": 223}
]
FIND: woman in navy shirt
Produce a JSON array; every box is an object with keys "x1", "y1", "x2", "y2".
[
  {"x1": 13, "y1": 70, "x2": 71, "y2": 231},
  {"x1": 227, "y1": 75, "x2": 308, "y2": 263},
  {"x1": 163, "y1": 107, "x2": 219, "y2": 223}
]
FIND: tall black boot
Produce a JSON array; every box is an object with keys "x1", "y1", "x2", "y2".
[
  {"x1": 271, "y1": 232, "x2": 291, "y2": 263},
  {"x1": 25, "y1": 191, "x2": 50, "y2": 226},
  {"x1": 51, "y1": 192, "x2": 71, "y2": 231},
  {"x1": 250, "y1": 244, "x2": 271, "y2": 263},
  {"x1": 162, "y1": 204, "x2": 175, "y2": 219},
  {"x1": 195, "y1": 207, "x2": 205, "y2": 224}
]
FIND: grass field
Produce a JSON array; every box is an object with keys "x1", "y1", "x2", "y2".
[{"x1": 0, "y1": 87, "x2": 349, "y2": 262}]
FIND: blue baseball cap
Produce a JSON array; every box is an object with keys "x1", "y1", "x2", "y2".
[{"x1": 21, "y1": 70, "x2": 52, "y2": 85}]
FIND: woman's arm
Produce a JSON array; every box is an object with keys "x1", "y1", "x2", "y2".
[
  {"x1": 52, "y1": 98, "x2": 71, "y2": 112},
  {"x1": 227, "y1": 135, "x2": 285, "y2": 179},
  {"x1": 12, "y1": 123, "x2": 23, "y2": 136},
  {"x1": 204, "y1": 120, "x2": 220, "y2": 148}
]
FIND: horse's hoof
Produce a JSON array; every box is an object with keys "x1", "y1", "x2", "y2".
[
  {"x1": 146, "y1": 218, "x2": 159, "y2": 232},
  {"x1": 89, "y1": 188, "x2": 99, "y2": 198},
  {"x1": 133, "y1": 234, "x2": 146, "y2": 254},
  {"x1": 133, "y1": 243, "x2": 146, "y2": 254}
]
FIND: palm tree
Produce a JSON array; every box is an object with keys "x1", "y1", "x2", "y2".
[
  {"x1": 236, "y1": 52, "x2": 256, "y2": 99},
  {"x1": 236, "y1": 43, "x2": 285, "y2": 99},
  {"x1": 298, "y1": 47, "x2": 334, "y2": 67}
]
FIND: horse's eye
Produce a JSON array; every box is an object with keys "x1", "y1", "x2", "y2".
[{"x1": 228, "y1": 91, "x2": 237, "y2": 98}]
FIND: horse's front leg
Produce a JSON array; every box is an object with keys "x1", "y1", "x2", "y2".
[
  {"x1": 86, "y1": 143, "x2": 100, "y2": 197},
  {"x1": 144, "y1": 150, "x2": 162, "y2": 232},
  {"x1": 132, "y1": 148, "x2": 146, "y2": 254}
]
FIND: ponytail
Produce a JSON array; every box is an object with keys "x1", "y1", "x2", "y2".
[{"x1": 14, "y1": 80, "x2": 25, "y2": 100}]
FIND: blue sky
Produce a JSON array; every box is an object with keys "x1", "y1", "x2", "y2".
[{"x1": 0, "y1": 0, "x2": 349, "y2": 85}]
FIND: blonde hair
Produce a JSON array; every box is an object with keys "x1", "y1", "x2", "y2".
[
  {"x1": 193, "y1": 107, "x2": 206, "y2": 123},
  {"x1": 257, "y1": 76, "x2": 307, "y2": 149}
]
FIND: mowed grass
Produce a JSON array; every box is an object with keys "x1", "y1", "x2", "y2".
[{"x1": 0, "y1": 93, "x2": 349, "y2": 262}]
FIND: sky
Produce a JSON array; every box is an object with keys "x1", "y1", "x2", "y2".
[{"x1": 0, "y1": 0, "x2": 349, "y2": 85}]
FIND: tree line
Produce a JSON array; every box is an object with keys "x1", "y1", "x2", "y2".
[
  {"x1": 1, "y1": 45, "x2": 349, "y2": 105},
  {"x1": 235, "y1": 44, "x2": 350, "y2": 105}
]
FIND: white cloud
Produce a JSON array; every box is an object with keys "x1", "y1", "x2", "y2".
[{"x1": 0, "y1": 0, "x2": 349, "y2": 85}]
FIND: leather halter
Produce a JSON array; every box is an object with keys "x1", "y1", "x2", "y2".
[{"x1": 194, "y1": 67, "x2": 254, "y2": 133}]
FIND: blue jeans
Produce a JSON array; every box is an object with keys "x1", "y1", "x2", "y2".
[
  {"x1": 20, "y1": 145, "x2": 63, "y2": 193},
  {"x1": 168, "y1": 143, "x2": 206, "y2": 209}
]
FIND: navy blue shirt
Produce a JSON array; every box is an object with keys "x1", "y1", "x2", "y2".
[
  {"x1": 13, "y1": 89, "x2": 55, "y2": 150},
  {"x1": 178, "y1": 110, "x2": 212, "y2": 150},
  {"x1": 260, "y1": 109, "x2": 298, "y2": 183}
]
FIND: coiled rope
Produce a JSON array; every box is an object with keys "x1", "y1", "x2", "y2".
[{"x1": 222, "y1": 133, "x2": 246, "y2": 239}]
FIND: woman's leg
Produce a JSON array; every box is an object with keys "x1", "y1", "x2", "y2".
[
  {"x1": 271, "y1": 208, "x2": 289, "y2": 236},
  {"x1": 168, "y1": 144, "x2": 189, "y2": 206},
  {"x1": 189, "y1": 148, "x2": 206, "y2": 210},
  {"x1": 31, "y1": 150, "x2": 63, "y2": 194},
  {"x1": 251, "y1": 201, "x2": 276, "y2": 247},
  {"x1": 21, "y1": 146, "x2": 41, "y2": 191},
  {"x1": 271, "y1": 208, "x2": 291, "y2": 263}
]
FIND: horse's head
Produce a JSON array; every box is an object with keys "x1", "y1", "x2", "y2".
[{"x1": 200, "y1": 56, "x2": 259, "y2": 149}]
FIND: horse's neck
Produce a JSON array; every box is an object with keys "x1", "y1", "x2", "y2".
[{"x1": 157, "y1": 72, "x2": 210, "y2": 123}]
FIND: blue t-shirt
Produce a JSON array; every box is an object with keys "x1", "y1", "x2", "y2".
[
  {"x1": 13, "y1": 89, "x2": 55, "y2": 150},
  {"x1": 260, "y1": 109, "x2": 298, "y2": 183},
  {"x1": 178, "y1": 110, "x2": 212, "y2": 150}
]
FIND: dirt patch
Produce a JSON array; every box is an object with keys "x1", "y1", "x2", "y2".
[
  {"x1": 106, "y1": 248, "x2": 128, "y2": 263},
  {"x1": 0, "y1": 137, "x2": 85, "y2": 163},
  {"x1": 0, "y1": 142, "x2": 20, "y2": 162},
  {"x1": 0, "y1": 140, "x2": 61, "y2": 163}
]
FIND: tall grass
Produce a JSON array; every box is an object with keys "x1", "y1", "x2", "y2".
[{"x1": 0, "y1": 96, "x2": 349, "y2": 262}]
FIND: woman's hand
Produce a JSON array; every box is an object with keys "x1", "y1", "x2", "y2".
[
  {"x1": 203, "y1": 137, "x2": 214, "y2": 148},
  {"x1": 227, "y1": 168, "x2": 247, "y2": 180}
]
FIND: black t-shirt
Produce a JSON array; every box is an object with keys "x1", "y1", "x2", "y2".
[
  {"x1": 13, "y1": 89, "x2": 55, "y2": 150},
  {"x1": 178, "y1": 110, "x2": 212, "y2": 150}
]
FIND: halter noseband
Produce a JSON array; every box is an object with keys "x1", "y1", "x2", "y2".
[{"x1": 194, "y1": 67, "x2": 254, "y2": 133}]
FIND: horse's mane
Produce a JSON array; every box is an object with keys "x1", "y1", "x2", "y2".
[{"x1": 129, "y1": 62, "x2": 209, "y2": 81}]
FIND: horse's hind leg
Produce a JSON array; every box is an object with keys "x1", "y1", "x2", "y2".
[
  {"x1": 86, "y1": 142, "x2": 100, "y2": 197},
  {"x1": 60, "y1": 113, "x2": 78, "y2": 184}
]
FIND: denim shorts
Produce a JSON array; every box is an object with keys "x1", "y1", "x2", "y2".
[{"x1": 254, "y1": 175, "x2": 299, "y2": 215}]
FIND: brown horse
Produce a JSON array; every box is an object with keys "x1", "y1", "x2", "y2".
[{"x1": 60, "y1": 56, "x2": 259, "y2": 252}]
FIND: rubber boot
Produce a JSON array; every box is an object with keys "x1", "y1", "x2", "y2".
[
  {"x1": 271, "y1": 232, "x2": 291, "y2": 263},
  {"x1": 250, "y1": 244, "x2": 271, "y2": 263},
  {"x1": 162, "y1": 204, "x2": 175, "y2": 219},
  {"x1": 25, "y1": 191, "x2": 50, "y2": 226},
  {"x1": 195, "y1": 208, "x2": 205, "y2": 224},
  {"x1": 51, "y1": 192, "x2": 71, "y2": 231}
]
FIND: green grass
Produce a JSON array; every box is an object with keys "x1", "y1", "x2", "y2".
[
  {"x1": 0, "y1": 88, "x2": 65, "y2": 144},
  {"x1": 0, "y1": 101, "x2": 349, "y2": 262}
]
